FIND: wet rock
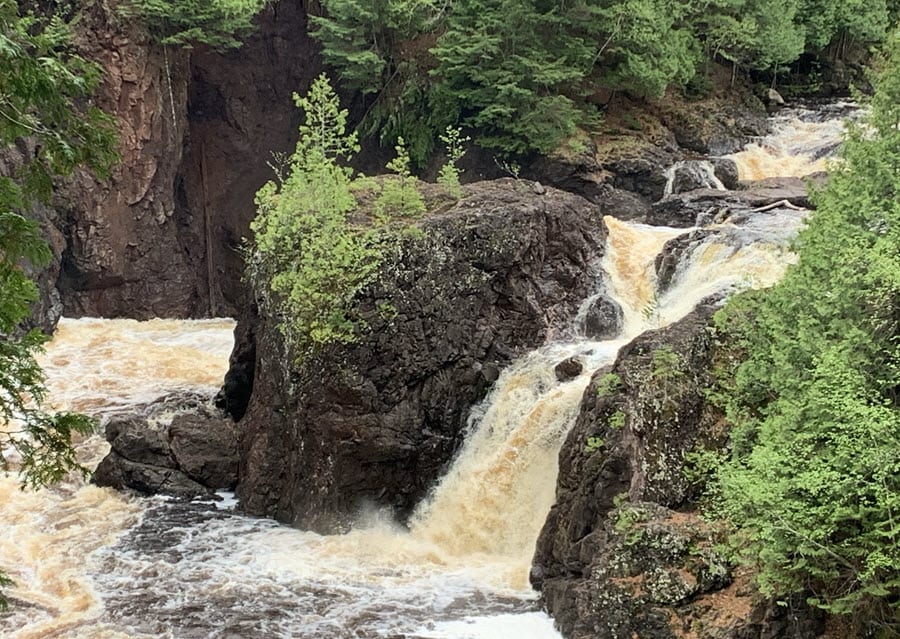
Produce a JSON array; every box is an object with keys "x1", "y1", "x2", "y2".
[
  {"x1": 767, "y1": 88, "x2": 786, "y2": 107},
  {"x1": 660, "y1": 92, "x2": 769, "y2": 156},
  {"x1": 170, "y1": 413, "x2": 239, "y2": 489},
  {"x1": 712, "y1": 158, "x2": 740, "y2": 191},
  {"x1": 94, "y1": 453, "x2": 211, "y2": 497},
  {"x1": 93, "y1": 394, "x2": 238, "y2": 496},
  {"x1": 608, "y1": 157, "x2": 670, "y2": 201},
  {"x1": 648, "y1": 178, "x2": 813, "y2": 227},
  {"x1": 669, "y1": 161, "x2": 719, "y2": 195},
  {"x1": 555, "y1": 358, "x2": 583, "y2": 382},
  {"x1": 582, "y1": 295, "x2": 624, "y2": 340},
  {"x1": 231, "y1": 180, "x2": 606, "y2": 532},
  {"x1": 531, "y1": 301, "x2": 826, "y2": 638}
]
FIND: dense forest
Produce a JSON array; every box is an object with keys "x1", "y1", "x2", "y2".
[{"x1": 2, "y1": 0, "x2": 900, "y2": 635}]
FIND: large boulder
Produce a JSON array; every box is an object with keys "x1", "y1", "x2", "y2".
[
  {"x1": 93, "y1": 394, "x2": 239, "y2": 497},
  {"x1": 228, "y1": 179, "x2": 608, "y2": 532}
]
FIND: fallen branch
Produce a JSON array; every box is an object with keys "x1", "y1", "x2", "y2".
[{"x1": 749, "y1": 199, "x2": 805, "y2": 213}]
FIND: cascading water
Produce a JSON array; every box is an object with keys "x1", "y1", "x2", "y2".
[
  {"x1": 0, "y1": 217, "x2": 798, "y2": 639},
  {"x1": 663, "y1": 160, "x2": 727, "y2": 197},
  {"x1": 725, "y1": 100, "x2": 857, "y2": 180},
  {"x1": 0, "y1": 103, "x2": 844, "y2": 638}
]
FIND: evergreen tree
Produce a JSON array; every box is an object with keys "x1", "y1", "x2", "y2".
[
  {"x1": 250, "y1": 74, "x2": 382, "y2": 355},
  {"x1": 714, "y1": 31, "x2": 900, "y2": 632},
  {"x1": 118, "y1": 0, "x2": 268, "y2": 49},
  {"x1": 310, "y1": 0, "x2": 443, "y2": 164},
  {"x1": 579, "y1": 0, "x2": 700, "y2": 97},
  {"x1": 430, "y1": 0, "x2": 593, "y2": 156}
]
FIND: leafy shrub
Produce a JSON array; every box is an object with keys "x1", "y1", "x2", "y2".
[{"x1": 712, "y1": 32, "x2": 900, "y2": 631}]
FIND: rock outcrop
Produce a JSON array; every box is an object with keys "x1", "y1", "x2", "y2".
[
  {"x1": 531, "y1": 301, "x2": 826, "y2": 639},
  {"x1": 228, "y1": 180, "x2": 607, "y2": 532},
  {"x1": 648, "y1": 176, "x2": 816, "y2": 227},
  {"x1": 93, "y1": 393, "x2": 239, "y2": 497}
]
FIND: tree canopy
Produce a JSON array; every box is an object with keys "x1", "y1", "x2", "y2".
[
  {"x1": 310, "y1": 0, "x2": 899, "y2": 161},
  {"x1": 118, "y1": 0, "x2": 268, "y2": 49}
]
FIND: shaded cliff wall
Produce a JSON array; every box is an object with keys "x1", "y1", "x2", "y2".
[
  {"x1": 57, "y1": 1, "x2": 196, "y2": 318},
  {"x1": 176, "y1": 0, "x2": 320, "y2": 316},
  {"x1": 29, "y1": 1, "x2": 317, "y2": 321}
]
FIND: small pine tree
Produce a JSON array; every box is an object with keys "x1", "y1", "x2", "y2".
[
  {"x1": 374, "y1": 137, "x2": 426, "y2": 220},
  {"x1": 250, "y1": 74, "x2": 383, "y2": 356},
  {"x1": 436, "y1": 125, "x2": 469, "y2": 199}
]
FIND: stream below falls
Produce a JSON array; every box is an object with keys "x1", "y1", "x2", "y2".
[{"x1": 0, "y1": 101, "x2": 852, "y2": 638}]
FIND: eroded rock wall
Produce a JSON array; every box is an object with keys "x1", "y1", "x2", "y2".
[
  {"x1": 531, "y1": 301, "x2": 826, "y2": 639},
  {"x1": 23, "y1": 1, "x2": 318, "y2": 321},
  {"x1": 57, "y1": 2, "x2": 199, "y2": 318}
]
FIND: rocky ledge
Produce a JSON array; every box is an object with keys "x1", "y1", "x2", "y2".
[
  {"x1": 223, "y1": 179, "x2": 623, "y2": 532},
  {"x1": 531, "y1": 302, "x2": 825, "y2": 638}
]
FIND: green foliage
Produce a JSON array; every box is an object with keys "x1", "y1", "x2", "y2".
[
  {"x1": 310, "y1": 0, "x2": 444, "y2": 165},
  {"x1": 250, "y1": 74, "x2": 387, "y2": 356},
  {"x1": 691, "y1": 0, "x2": 805, "y2": 72},
  {"x1": 430, "y1": 0, "x2": 593, "y2": 156},
  {"x1": 118, "y1": 0, "x2": 267, "y2": 49},
  {"x1": 596, "y1": 372, "x2": 623, "y2": 398},
  {"x1": 1, "y1": 0, "x2": 115, "y2": 607},
  {"x1": 608, "y1": 409, "x2": 626, "y2": 430},
  {"x1": 436, "y1": 125, "x2": 468, "y2": 199},
  {"x1": 374, "y1": 137, "x2": 426, "y2": 221},
  {"x1": 798, "y1": 0, "x2": 895, "y2": 50},
  {"x1": 712, "y1": 32, "x2": 900, "y2": 630},
  {"x1": 580, "y1": 0, "x2": 700, "y2": 97},
  {"x1": 307, "y1": 0, "x2": 895, "y2": 162},
  {"x1": 585, "y1": 435, "x2": 605, "y2": 453}
]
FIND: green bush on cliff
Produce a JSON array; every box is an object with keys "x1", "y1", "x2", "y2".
[
  {"x1": 310, "y1": 0, "x2": 444, "y2": 165},
  {"x1": 713, "y1": 31, "x2": 900, "y2": 631},
  {"x1": 119, "y1": 0, "x2": 267, "y2": 49},
  {"x1": 250, "y1": 74, "x2": 386, "y2": 355}
]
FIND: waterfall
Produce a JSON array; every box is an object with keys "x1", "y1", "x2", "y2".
[
  {"x1": 0, "y1": 100, "x2": 850, "y2": 637},
  {"x1": 663, "y1": 159, "x2": 727, "y2": 197},
  {"x1": 726, "y1": 101, "x2": 856, "y2": 180},
  {"x1": 0, "y1": 209, "x2": 800, "y2": 638}
]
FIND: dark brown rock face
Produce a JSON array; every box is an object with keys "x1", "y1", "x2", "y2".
[
  {"x1": 56, "y1": 3, "x2": 199, "y2": 318},
  {"x1": 230, "y1": 180, "x2": 606, "y2": 532},
  {"x1": 175, "y1": 1, "x2": 321, "y2": 316},
  {"x1": 531, "y1": 301, "x2": 826, "y2": 639},
  {"x1": 20, "y1": 2, "x2": 318, "y2": 321}
]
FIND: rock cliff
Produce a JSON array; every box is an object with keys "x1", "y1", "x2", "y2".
[{"x1": 227, "y1": 180, "x2": 610, "y2": 532}]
